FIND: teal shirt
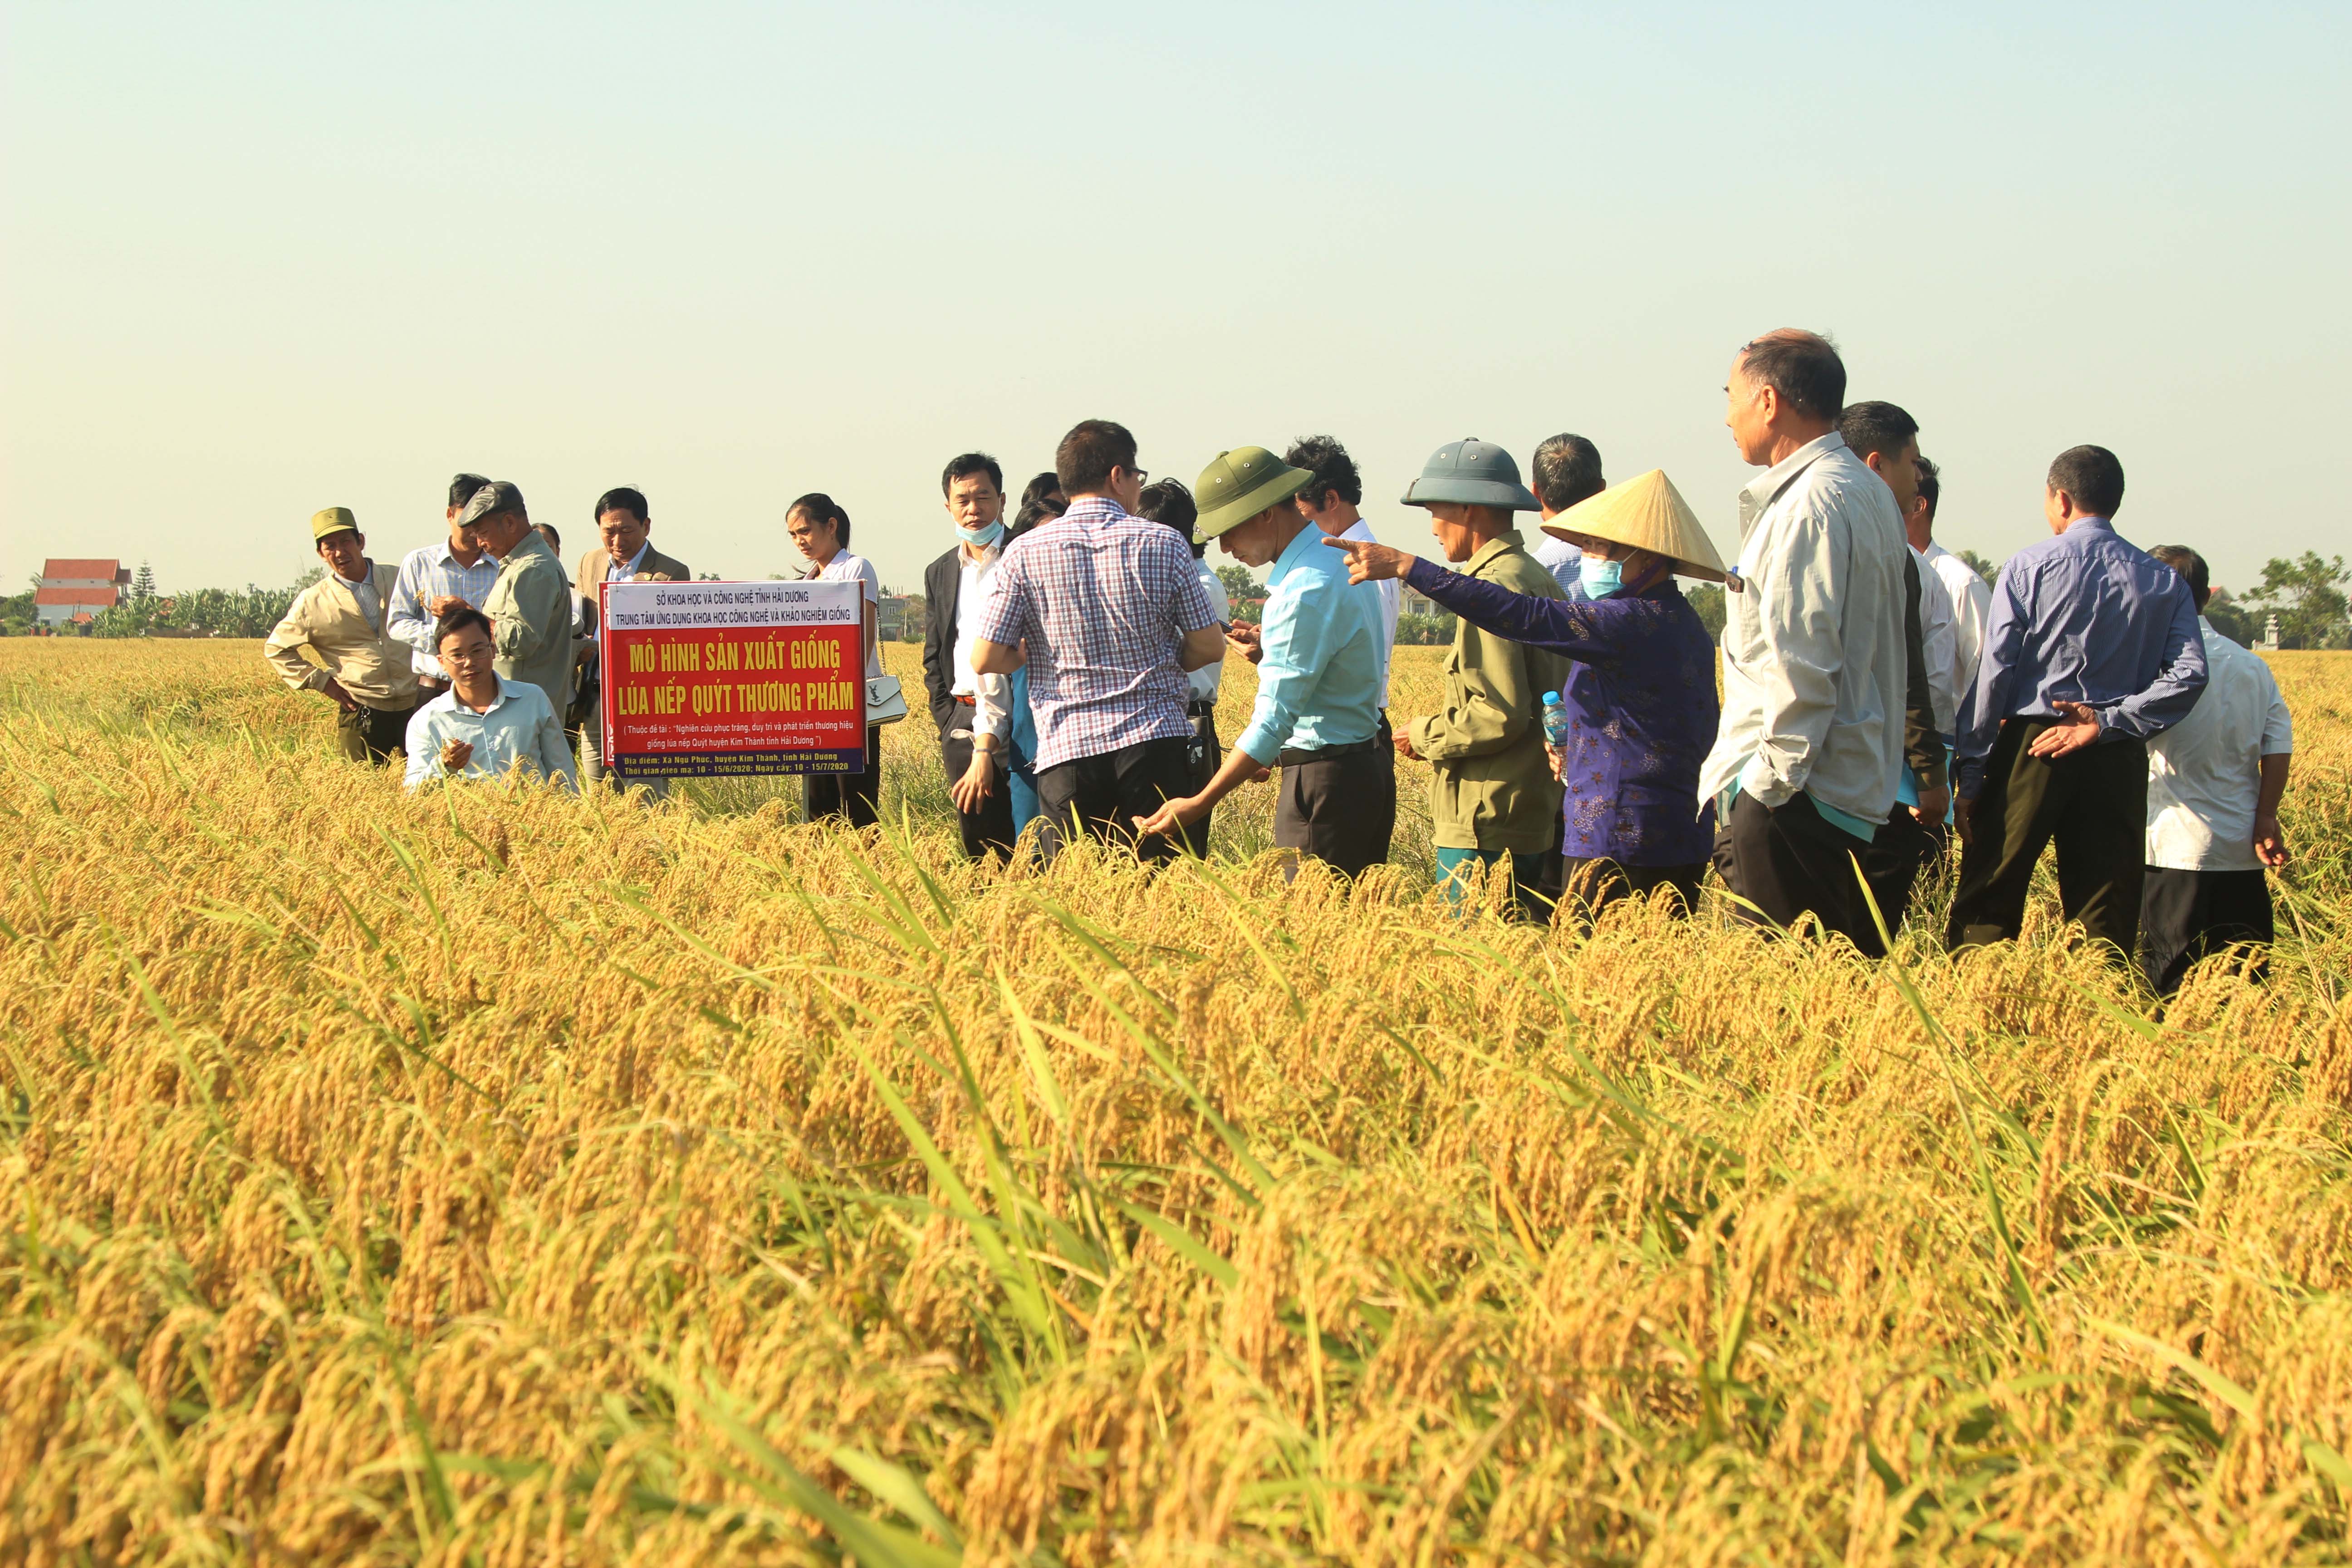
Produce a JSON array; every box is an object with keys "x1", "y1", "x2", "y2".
[{"x1": 1234, "y1": 524, "x2": 1384, "y2": 764}]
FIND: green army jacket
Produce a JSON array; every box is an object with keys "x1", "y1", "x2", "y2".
[
  {"x1": 1408, "y1": 532, "x2": 1571, "y2": 853},
  {"x1": 484, "y1": 532, "x2": 575, "y2": 721}
]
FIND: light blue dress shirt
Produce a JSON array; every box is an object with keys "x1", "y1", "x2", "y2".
[
  {"x1": 1233, "y1": 523, "x2": 1384, "y2": 764},
  {"x1": 1952, "y1": 517, "x2": 2207, "y2": 798},
  {"x1": 403, "y1": 678, "x2": 579, "y2": 793}
]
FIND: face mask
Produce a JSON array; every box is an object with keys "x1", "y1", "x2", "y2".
[
  {"x1": 1579, "y1": 556, "x2": 1625, "y2": 598},
  {"x1": 957, "y1": 521, "x2": 1005, "y2": 548}
]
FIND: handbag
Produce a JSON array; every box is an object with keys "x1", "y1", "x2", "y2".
[{"x1": 865, "y1": 674, "x2": 909, "y2": 726}]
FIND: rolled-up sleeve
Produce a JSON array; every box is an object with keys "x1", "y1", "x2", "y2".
[
  {"x1": 1165, "y1": 541, "x2": 1217, "y2": 634},
  {"x1": 971, "y1": 556, "x2": 1029, "y2": 649},
  {"x1": 2261, "y1": 677, "x2": 2293, "y2": 755},
  {"x1": 387, "y1": 556, "x2": 436, "y2": 653}
]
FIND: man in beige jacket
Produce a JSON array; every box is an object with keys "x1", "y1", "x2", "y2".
[
  {"x1": 263, "y1": 507, "x2": 423, "y2": 763},
  {"x1": 1390, "y1": 440, "x2": 1570, "y2": 919}
]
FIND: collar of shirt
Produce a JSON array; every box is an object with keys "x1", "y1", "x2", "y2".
[
  {"x1": 336, "y1": 571, "x2": 371, "y2": 591},
  {"x1": 1737, "y1": 431, "x2": 1848, "y2": 528},
  {"x1": 1264, "y1": 520, "x2": 1328, "y2": 587},
  {"x1": 1057, "y1": 496, "x2": 1132, "y2": 529},
  {"x1": 1460, "y1": 531, "x2": 1525, "y2": 578},
  {"x1": 452, "y1": 679, "x2": 514, "y2": 717},
  {"x1": 431, "y1": 539, "x2": 485, "y2": 571},
  {"x1": 608, "y1": 543, "x2": 650, "y2": 579}
]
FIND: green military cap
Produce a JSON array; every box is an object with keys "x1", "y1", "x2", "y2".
[
  {"x1": 1400, "y1": 438, "x2": 1542, "y2": 510},
  {"x1": 1192, "y1": 446, "x2": 1318, "y2": 543},
  {"x1": 310, "y1": 506, "x2": 361, "y2": 540}
]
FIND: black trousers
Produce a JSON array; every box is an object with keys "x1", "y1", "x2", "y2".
[
  {"x1": 1275, "y1": 737, "x2": 1395, "y2": 880},
  {"x1": 1035, "y1": 735, "x2": 1201, "y2": 864},
  {"x1": 805, "y1": 725, "x2": 883, "y2": 829},
  {"x1": 1948, "y1": 718, "x2": 2148, "y2": 960},
  {"x1": 1186, "y1": 701, "x2": 1222, "y2": 848},
  {"x1": 1558, "y1": 857, "x2": 1706, "y2": 922},
  {"x1": 939, "y1": 726, "x2": 1017, "y2": 861},
  {"x1": 337, "y1": 701, "x2": 417, "y2": 764},
  {"x1": 1862, "y1": 807, "x2": 1944, "y2": 946},
  {"x1": 2139, "y1": 866, "x2": 2273, "y2": 994},
  {"x1": 1712, "y1": 790, "x2": 1878, "y2": 949}
]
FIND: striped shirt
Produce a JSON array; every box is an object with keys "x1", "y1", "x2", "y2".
[
  {"x1": 972, "y1": 497, "x2": 1217, "y2": 771},
  {"x1": 389, "y1": 539, "x2": 503, "y2": 680}
]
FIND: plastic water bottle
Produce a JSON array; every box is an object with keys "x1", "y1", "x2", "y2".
[{"x1": 1540, "y1": 691, "x2": 1571, "y2": 747}]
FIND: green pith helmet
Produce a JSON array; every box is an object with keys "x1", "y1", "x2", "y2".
[
  {"x1": 1399, "y1": 437, "x2": 1542, "y2": 511},
  {"x1": 1192, "y1": 446, "x2": 1318, "y2": 542},
  {"x1": 310, "y1": 506, "x2": 360, "y2": 541}
]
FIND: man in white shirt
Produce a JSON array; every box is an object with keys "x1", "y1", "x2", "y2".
[
  {"x1": 1528, "y1": 433, "x2": 1607, "y2": 593},
  {"x1": 1701, "y1": 330, "x2": 1910, "y2": 949},
  {"x1": 2140, "y1": 546, "x2": 2292, "y2": 994},
  {"x1": 1910, "y1": 458, "x2": 1994, "y2": 717},
  {"x1": 924, "y1": 453, "x2": 1019, "y2": 860},
  {"x1": 1283, "y1": 435, "x2": 1400, "y2": 858}
]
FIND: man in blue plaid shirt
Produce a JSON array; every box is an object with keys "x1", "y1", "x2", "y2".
[
  {"x1": 388, "y1": 473, "x2": 504, "y2": 701},
  {"x1": 974, "y1": 420, "x2": 1227, "y2": 862}
]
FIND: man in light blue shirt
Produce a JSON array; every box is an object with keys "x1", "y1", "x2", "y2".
[
  {"x1": 387, "y1": 473, "x2": 500, "y2": 700},
  {"x1": 403, "y1": 608, "x2": 579, "y2": 793},
  {"x1": 1134, "y1": 446, "x2": 1388, "y2": 877}
]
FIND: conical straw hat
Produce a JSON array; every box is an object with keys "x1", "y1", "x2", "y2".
[{"x1": 1537, "y1": 469, "x2": 1727, "y2": 583}]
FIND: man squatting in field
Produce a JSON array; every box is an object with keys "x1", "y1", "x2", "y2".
[
  {"x1": 1132, "y1": 444, "x2": 1388, "y2": 878},
  {"x1": 402, "y1": 606, "x2": 578, "y2": 792},
  {"x1": 263, "y1": 507, "x2": 422, "y2": 764}
]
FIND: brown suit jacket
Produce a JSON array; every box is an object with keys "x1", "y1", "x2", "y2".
[{"x1": 575, "y1": 543, "x2": 693, "y2": 603}]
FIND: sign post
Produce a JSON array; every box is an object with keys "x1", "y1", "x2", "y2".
[{"x1": 598, "y1": 579, "x2": 865, "y2": 780}]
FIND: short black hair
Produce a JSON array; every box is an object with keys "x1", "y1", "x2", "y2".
[
  {"x1": 941, "y1": 452, "x2": 1004, "y2": 498},
  {"x1": 1530, "y1": 434, "x2": 1605, "y2": 513},
  {"x1": 2149, "y1": 545, "x2": 2210, "y2": 609},
  {"x1": 1137, "y1": 478, "x2": 1203, "y2": 559},
  {"x1": 433, "y1": 605, "x2": 495, "y2": 649},
  {"x1": 1055, "y1": 420, "x2": 1137, "y2": 496},
  {"x1": 2047, "y1": 445, "x2": 2126, "y2": 517},
  {"x1": 788, "y1": 492, "x2": 852, "y2": 549},
  {"x1": 448, "y1": 473, "x2": 490, "y2": 509},
  {"x1": 1738, "y1": 329, "x2": 1845, "y2": 420},
  {"x1": 1013, "y1": 471, "x2": 1067, "y2": 534},
  {"x1": 1915, "y1": 456, "x2": 1941, "y2": 519},
  {"x1": 595, "y1": 486, "x2": 649, "y2": 523},
  {"x1": 535, "y1": 522, "x2": 562, "y2": 550},
  {"x1": 1834, "y1": 400, "x2": 1920, "y2": 464},
  {"x1": 1284, "y1": 435, "x2": 1361, "y2": 509}
]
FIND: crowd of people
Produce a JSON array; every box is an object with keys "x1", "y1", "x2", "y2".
[{"x1": 260, "y1": 328, "x2": 2296, "y2": 992}]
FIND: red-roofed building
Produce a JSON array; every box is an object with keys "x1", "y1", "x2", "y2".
[{"x1": 37, "y1": 559, "x2": 132, "y2": 627}]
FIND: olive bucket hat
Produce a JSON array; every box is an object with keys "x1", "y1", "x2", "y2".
[
  {"x1": 310, "y1": 506, "x2": 360, "y2": 541},
  {"x1": 1192, "y1": 446, "x2": 1318, "y2": 543},
  {"x1": 1400, "y1": 437, "x2": 1541, "y2": 510}
]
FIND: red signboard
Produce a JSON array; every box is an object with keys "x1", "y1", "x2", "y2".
[{"x1": 598, "y1": 578, "x2": 865, "y2": 778}]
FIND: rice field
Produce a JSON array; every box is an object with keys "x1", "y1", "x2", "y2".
[{"x1": 3, "y1": 638, "x2": 2349, "y2": 1566}]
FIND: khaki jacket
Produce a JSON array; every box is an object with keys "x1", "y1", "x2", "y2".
[
  {"x1": 262, "y1": 563, "x2": 421, "y2": 711},
  {"x1": 1410, "y1": 533, "x2": 1570, "y2": 853},
  {"x1": 485, "y1": 533, "x2": 577, "y2": 719}
]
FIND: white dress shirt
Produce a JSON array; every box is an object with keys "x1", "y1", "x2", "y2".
[
  {"x1": 1700, "y1": 432, "x2": 1909, "y2": 828},
  {"x1": 1189, "y1": 558, "x2": 1229, "y2": 704},
  {"x1": 1911, "y1": 545, "x2": 1960, "y2": 737},
  {"x1": 2146, "y1": 619, "x2": 2292, "y2": 871},
  {"x1": 1338, "y1": 517, "x2": 1400, "y2": 707},
  {"x1": 951, "y1": 542, "x2": 1002, "y2": 698},
  {"x1": 1922, "y1": 541, "x2": 1994, "y2": 707}
]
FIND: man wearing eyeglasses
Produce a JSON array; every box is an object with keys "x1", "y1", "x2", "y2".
[
  {"x1": 572, "y1": 485, "x2": 691, "y2": 789},
  {"x1": 970, "y1": 419, "x2": 1226, "y2": 863}
]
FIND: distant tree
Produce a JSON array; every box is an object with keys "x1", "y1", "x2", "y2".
[
  {"x1": 1955, "y1": 549, "x2": 1999, "y2": 585},
  {"x1": 1394, "y1": 611, "x2": 1458, "y2": 646},
  {"x1": 1215, "y1": 564, "x2": 1262, "y2": 603},
  {"x1": 2241, "y1": 552, "x2": 2351, "y2": 649},
  {"x1": 1685, "y1": 583, "x2": 1727, "y2": 639},
  {"x1": 2201, "y1": 588, "x2": 2259, "y2": 648},
  {"x1": 132, "y1": 560, "x2": 157, "y2": 601}
]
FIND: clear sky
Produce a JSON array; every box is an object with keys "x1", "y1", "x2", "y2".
[{"x1": 6, "y1": 2, "x2": 2346, "y2": 600}]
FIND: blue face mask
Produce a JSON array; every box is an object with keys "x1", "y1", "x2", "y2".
[
  {"x1": 957, "y1": 520, "x2": 1005, "y2": 548},
  {"x1": 1579, "y1": 556, "x2": 1625, "y2": 598}
]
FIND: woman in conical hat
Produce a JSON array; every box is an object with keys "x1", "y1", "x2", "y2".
[{"x1": 1325, "y1": 468, "x2": 1725, "y2": 920}]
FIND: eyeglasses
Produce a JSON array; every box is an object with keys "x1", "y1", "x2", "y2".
[{"x1": 1123, "y1": 466, "x2": 1149, "y2": 485}]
